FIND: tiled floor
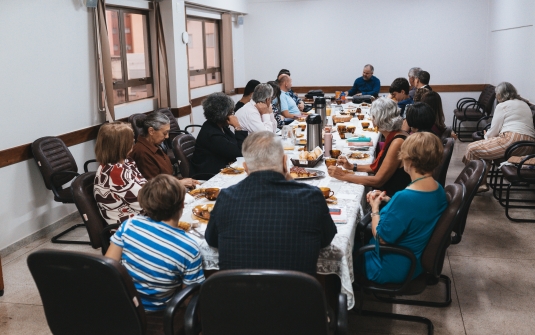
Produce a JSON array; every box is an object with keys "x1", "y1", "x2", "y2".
[{"x1": 1, "y1": 141, "x2": 534, "y2": 334}]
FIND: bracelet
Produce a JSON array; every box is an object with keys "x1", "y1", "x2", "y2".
[
  {"x1": 353, "y1": 163, "x2": 358, "y2": 172},
  {"x1": 370, "y1": 212, "x2": 380, "y2": 217}
]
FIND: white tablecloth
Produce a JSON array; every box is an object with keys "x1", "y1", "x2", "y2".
[{"x1": 180, "y1": 105, "x2": 380, "y2": 309}]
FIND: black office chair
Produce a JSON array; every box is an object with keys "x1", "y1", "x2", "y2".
[
  {"x1": 184, "y1": 269, "x2": 347, "y2": 335},
  {"x1": 31, "y1": 136, "x2": 96, "y2": 244},
  {"x1": 354, "y1": 183, "x2": 465, "y2": 335},
  {"x1": 452, "y1": 84, "x2": 495, "y2": 141},
  {"x1": 171, "y1": 134, "x2": 214, "y2": 180},
  {"x1": 451, "y1": 159, "x2": 486, "y2": 244},
  {"x1": 27, "y1": 249, "x2": 200, "y2": 335},
  {"x1": 432, "y1": 137, "x2": 455, "y2": 187}
]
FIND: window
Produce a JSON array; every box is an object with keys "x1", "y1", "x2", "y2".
[
  {"x1": 186, "y1": 18, "x2": 221, "y2": 89},
  {"x1": 106, "y1": 7, "x2": 153, "y2": 105}
]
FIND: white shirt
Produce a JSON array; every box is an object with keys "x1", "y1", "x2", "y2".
[
  {"x1": 235, "y1": 100, "x2": 278, "y2": 133},
  {"x1": 485, "y1": 99, "x2": 535, "y2": 139}
]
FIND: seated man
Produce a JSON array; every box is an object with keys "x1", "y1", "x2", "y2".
[
  {"x1": 389, "y1": 77, "x2": 413, "y2": 116},
  {"x1": 235, "y1": 83, "x2": 278, "y2": 133},
  {"x1": 105, "y1": 174, "x2": 205, "y2": 312},
  {"x1": 277, "y1": 74, "x2": 307, "y2": 121},
  {"x1": 414, "y1": 70, "x2": 432, "y2": 91},
  {"x1": 346, "y1": 64, "x2": 381, "y2": 97},
  {"x1": 234, "y1": 79, "x2": 260, "y2": 112},
  {"x1": 277, "y1": 69, "x2": 304, "y2": 112},
  {"x1": 205, "y1": 131, "x2": 337, "y2": 276},
  {"x1": 407, "y1": 67, "x2": 421, "y2": 99}
]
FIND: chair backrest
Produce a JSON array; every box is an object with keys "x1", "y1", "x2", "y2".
[
  {"x1": 440, "y1": 126, "x2": 452, "y2": 142},
  {"x1": 27, "y1": 249, "x2": 146, "y2": 335},
  {"x1": 478, "y1": 84, "x2": 496, "y2": 116},
  {"x1": 172, "y1": 134, "x2": 196, "y2": 178},
  {"x1": 452, "y1": 159, "x2": 486, "y2": 244},
  {"x1": 421, "y1": 183, "x2": 465, "y2": 278},
  {"x1": 433, "y1": 137, "x2": 455, "y2": 187},
  {"x1": 71, "y1": 172, "x2": 108, "y2": 250},
  {"x1": 128, "y1": 113, "x2": 147, "y2": 142},
  {"x1": 31, "y1": 136, "x2": 78, "y2": 191},
  {"x1": 198, "y1": 269, "x2": 330, "y2": 335}
]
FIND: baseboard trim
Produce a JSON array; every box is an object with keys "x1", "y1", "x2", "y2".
[{"x1": 0, "y1": 212, "x2": 80, "y2": 258}]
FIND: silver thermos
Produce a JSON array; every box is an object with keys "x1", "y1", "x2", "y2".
[
  {"x1": 306, "y1": 114, "x2": 323, "y2": 152},
  {"x1": 314, "y1": 97, "x2": 326, "y2": 125}
]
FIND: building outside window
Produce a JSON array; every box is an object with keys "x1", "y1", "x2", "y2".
[{"x1": 186, "y1": 17, "x2": 221, "y2": 89}]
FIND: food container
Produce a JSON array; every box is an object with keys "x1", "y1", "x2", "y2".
[{"x1": 291, "y1": 154, "x2": 324, "y2": 167}]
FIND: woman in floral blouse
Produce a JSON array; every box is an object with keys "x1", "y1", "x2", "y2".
[{"x1": 94, "y1": 122, "x2": 147, "y2": 225}]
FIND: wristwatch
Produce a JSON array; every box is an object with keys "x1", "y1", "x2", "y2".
[{"x1": 353, "y1": 163, "x2": 358, "y2": 172}]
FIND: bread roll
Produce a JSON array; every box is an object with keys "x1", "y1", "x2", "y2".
[
  {"x1": 314, "y1": 147, "x2": 322, "y2": 157},
  {"x1": 299, "y1": 151, "x2": 308, "y2": 160},
  {"x1": 307, "y1": 153, "x2": 316, "y2": 161}
]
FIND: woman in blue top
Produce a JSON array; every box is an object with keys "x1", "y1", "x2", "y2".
[{"x1": 361, "y1": 132, "x2": 448, "y2": 284}]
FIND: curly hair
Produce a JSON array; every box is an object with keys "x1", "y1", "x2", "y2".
[
  {"x1": 202, "y1": 92, "x2": 235, "y2": 124},
  {"x1": 370, "y1": 97, "x2": 403, "y2": 132}
]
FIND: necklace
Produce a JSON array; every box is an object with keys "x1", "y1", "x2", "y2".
[{"x1": 408, "y1": 175, "x2": 431, "y2": 186}]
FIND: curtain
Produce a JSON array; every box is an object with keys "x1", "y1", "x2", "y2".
[
  {"x1": 94, "y1": 0, "x2": 115, "y2": 121},
  {"x1": 154, "y1": 1, "x2": 171, "y2": 109},
  {"x1": 221, "y1": 13, "x2": 234, "y2": 95}
]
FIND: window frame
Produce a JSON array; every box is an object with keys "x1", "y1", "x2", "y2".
[
  {"x1": 106, "y1": 6, "x2": 154, "y2": 105},
  {"x1": 186, "y1": 16, "x2": 222, "y2": 89}
]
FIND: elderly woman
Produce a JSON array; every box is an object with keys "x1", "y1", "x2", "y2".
[
  {"x1": 129, "y1": 111, "x2": 198, "y2": 187},
  {"x1": 191, "y1": 92, "x2": 248, "y2": 177},
  {"x1": 94, "y1": 122, "x2": 146, "y2": 225},
  {"x1": 463, "y1": 82, "x2": 535, "y2": 192},
  {"x1": 401, "y1": 102, "x2": 437, "y2": 134},
  {"x1": 358, "y1": 132, "x2": 448, "y2": 284},
  {"x1": 328, "y1": 98, "x2": 411, "y2": 196},
  {"x1": 235, "y1": 83, "x2": 278, "y2": 133}
]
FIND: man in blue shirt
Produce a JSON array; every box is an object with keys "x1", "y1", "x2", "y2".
[
  {"x1": 389, "y1": 77, "x2": 413, "y2": 116},
  {"x1": 346, "y1": 64, "x2": 381, "y2": 97},
  {"x1": 277, "y1": 74, "x2": 306, "y2": 120}
]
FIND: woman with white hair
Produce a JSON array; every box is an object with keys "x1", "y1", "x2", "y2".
[
  {"x1": 328, "y1": 97, "x2": 411, "y2": 196},
  {"x1": 463, "y1": 82, "x2": 535, "y2": 192},
  {"x1": 235, "y1": 83, "x2": 278, "y2": 133}
]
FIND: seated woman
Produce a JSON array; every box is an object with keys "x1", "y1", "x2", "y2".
[
  {"x1": 129, "y1": 111, "x2": 197, "y2": 187},
  {"x1": 235, "y1": 83, "x2": 278, "y2": 134},
  {"x1": 191, "y1": 92, "x2": 248, "y2": 177},
  {"x1": 463, "y1": 82, "x2": 535, "y2": 192},
  {"x1": 328, "y1": 98, "x2": 411, "y2": 196},
  {"x1": 401, "y1": 102, "x2": 437, "y2": 134},
  {"x1": 359, "y1": 132, "x2": 448, "y2": 284},
  {"x1": 105, "y1": 174, "x2": 205, "y2": 312},
  {"x1": 234, "y1": 79, "x2": 260, "y2": 112},
  {"x1": 94, "y1": 122, "x2": 146, "y2": 225},
  {"x1": 420, "y1": 91, "x2": 447, "y2": 137}
]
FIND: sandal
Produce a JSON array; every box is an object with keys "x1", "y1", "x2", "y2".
[{"x1": 477, "y1": 184, "x2": 489, "y2": 193}]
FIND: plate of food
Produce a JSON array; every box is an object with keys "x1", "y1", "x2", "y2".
[
  {"x1": 188, "y1": 188, "x2": 205, "y2": 197},
  {"x1": 290, "y1": 167, "x2": 326, "y2": 179},
  {"x1": 221, "y1": 167, "x2": 245, "y2": 174},
  {"x1": 349, "y1": 152, "x2": 371, "y2": 160},
  {"x1": 192, "y1": 204, "x2": 214, "y2": 221},
  {"x1": 297, "y1": 139, "x2": 307, "y2": 146}
]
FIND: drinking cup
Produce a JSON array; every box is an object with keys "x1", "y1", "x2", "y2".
[
  {"x1": 325, "y1": 158, "x2": 337, "y2": 167},
  {"x1": 357, "y1": 114, "x2": 365, "y2": 120},
  {"x1": 347, "y1": 125, "x2": 356, "y2": 134},
  {"x1": 319, "y1": 187, "x2": 334, "y2": 199},
  {"x1": 330, "y1": 149, "x2": 341, "y2": 158}
]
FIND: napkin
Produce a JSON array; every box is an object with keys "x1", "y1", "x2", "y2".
[
  {"x1": 348, "y1": 141, "x2": 373, "y2": 147},
  {"x1": 347, "y1": 137, "x2": 372, "y2": 142},
  {"x1": 184, "y1": 193, "x2": 195, "y2": 204}
]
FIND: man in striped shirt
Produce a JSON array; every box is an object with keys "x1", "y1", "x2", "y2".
[{"x1": 105, "y1": 174, "x2": 205, "y2": 312}]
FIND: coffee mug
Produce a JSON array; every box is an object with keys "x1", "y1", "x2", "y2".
[
  {"x1": 330, "y1": 149, "x2": 341, "y2": 158},
  {"x1": 357, "y1": 114, "x2": 365, "y2": 120},
  {"x1": 325, "y1": 158, "x2": 337, "y2": 167},
  {"x1": 361, "y1": 121, "x2": 370, "y2": 129},
  {"x1": 347, "y1": 125, "x2": 356, "y2": 134},
  {"x1": 205, "y1": 188, "x2": 220, "y2": 201},
  {"x1": 319, "y1": 187, "x2": 334, "y2": 199}
]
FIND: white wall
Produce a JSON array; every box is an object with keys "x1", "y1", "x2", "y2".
[{"x1": 488, "y1": 0, "x2": 535, "y2": 101}]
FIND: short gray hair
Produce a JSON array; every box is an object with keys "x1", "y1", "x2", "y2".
[
  {"x1": 202, "y1": 92, "x2": 235, "y2": 124},
  {"x1": 242, "y1": 131, "x2": 284, "y2": 173},
  {"x1": 408, "y1": 67, "x2": 421, "y2": 78},
  {"x1": 495, "y1": 82, "x2": 522, "y2": 103},
  {"x1": 252, "y1": 83, "x2": 273, "y2": 103},
  {"x1": 364, "y1": 64, "x2": 374, "y2": 72},
  {"x1": 136, "y1": 111, "x2": 170, "y2": 136},
  {"x1": 370, "y1": 97, "x2": 403, "y2": 132}
]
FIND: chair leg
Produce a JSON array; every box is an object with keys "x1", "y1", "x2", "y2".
[
  {"x1": 373, "y1": 275, "x2": 452, "y2": 308},
  {"x1": 359, "y1": 310, "x2": 434, "y2": 335},
  {"x1": 51, "y1": 223, "x2": 91, "y2": 245},
  {"x1": 505, "y1": 184, "x2": 535, "y2": 223}
]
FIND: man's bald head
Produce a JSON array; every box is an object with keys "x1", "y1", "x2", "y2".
[{"x1": 278, "y1": 74, "x2": 292, "y2": 90}]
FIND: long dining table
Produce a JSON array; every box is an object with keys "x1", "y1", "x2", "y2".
[{"x1": 179, "y1": 103, "x2": 379, "y2": 309}]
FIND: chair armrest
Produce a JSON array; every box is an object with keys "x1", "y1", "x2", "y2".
[
  {"x1": 456, "y1": 97, "x2": 476, "y2": 110},
  {"x1": 335, "y1": 293, "x2": 348, "y2": 335},
  {"x1": 164, "y1": 283, "x2": 201, "y2": 335},
  {"x1": 504, "y1": 141, "x2": 535, "y2": 160},
  {"x1": 475, "y1": 116, "x2": 492, "y2": 131},
  {"x1": 184, "y1": 124, "x2": 203, "y2": 134},
  {"x1": 83, "y1": 159, "x2": 98, "y2": 173},
  {"x1": 356, "y1": 244, "x2": 417, "y2": 295},
  {"x1": 100, "y1": 224, "x2": 120, "y2": 255},
  {"x1": 184, "y1": 294, "x2": 201, "y2": 335},
  {"x1": 50, "y1": 171, "x2": 79, "y2": 202},
  {"x1": 459, "y1": 101, "x2": 483, "y2": 118},
  {"x1": 516, "y1": 154, "x2": 535, "y2": 183}
]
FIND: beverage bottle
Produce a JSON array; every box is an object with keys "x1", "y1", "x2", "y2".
[
  {"x1": 324, "y1": 133, "x2": 332, "y2": 158},
  {"x1": 341, "y1": 92, "x2": 346, "y2": 103}
]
